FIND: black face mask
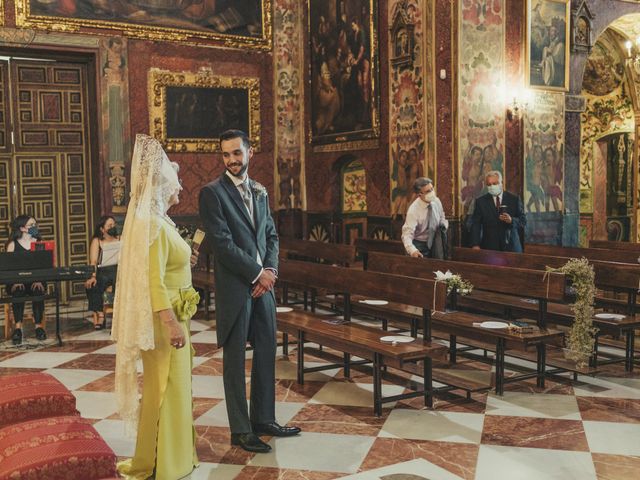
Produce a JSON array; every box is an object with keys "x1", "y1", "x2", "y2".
[
  {"x1": 106, "y1": 227, "x2": 118, "y2": 237},
  {"x1": 27, "y1": 226, "x2": 39, "y2": 238}
]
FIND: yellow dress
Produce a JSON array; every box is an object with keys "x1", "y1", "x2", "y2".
[{"x1": 118, "y1": 217, "x2": 199, "y2": 480}]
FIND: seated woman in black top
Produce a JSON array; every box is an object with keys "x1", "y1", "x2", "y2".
[
  {"x1": 6, "y1": 215, "x2": 47, "y2": 345},
  {"x1": 85, "y1": 215, "x2": 121, "y2": 329}
]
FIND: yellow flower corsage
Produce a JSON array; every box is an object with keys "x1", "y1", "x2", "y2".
[{"x1": 172, "y1": 288, "x2": 200, "y2": 322}]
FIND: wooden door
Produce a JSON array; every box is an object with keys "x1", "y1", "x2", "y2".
[{"x1": 2, "y1": 58, "x2": 95, "y2": 297}]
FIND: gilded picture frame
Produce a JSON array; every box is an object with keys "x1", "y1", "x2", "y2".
[
  {"x1": 149, "y1": 68, "x2": 261, "y2": 153},
  {"x1": 526, "y1": 0, "x2": 571, "y2": 92},
  {"x1": 15, "y1": 0, "x2": 272, "y2": 50},
  {"x1": 308, "y1": 0, "x2": 380, "y2": 152}
]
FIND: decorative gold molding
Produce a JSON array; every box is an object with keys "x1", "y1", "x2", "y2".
[
  {"x1": 149, "y1": 68, "x2": 261, "y2": 153},
  {"x1": 0, "y1": 1, "x2": 4, "y2": 26},
  {"x1": 15, "y1": 0, "x2": 272, "y2": 50},
  {"x1": 312, "y1": 139, "x2": 379, "y2": 153}
]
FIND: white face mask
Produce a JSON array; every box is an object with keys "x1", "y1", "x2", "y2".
[
  {"x1": 487, "y1": 184, "x2": 502, "y2": 197},
  {"x1": 423, "y1": 191, "x2": 436, "y2": 203}
]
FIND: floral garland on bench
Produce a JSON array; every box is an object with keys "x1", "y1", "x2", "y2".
[{"x1": 546, "y1": 258, "x2": 598, "y2": 368}]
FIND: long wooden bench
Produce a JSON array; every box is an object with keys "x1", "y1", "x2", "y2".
[
  {"x1": 452, "y1": 247, "x2": 640, "y2": 371},
  {"x1": 364, "y1": 252, "x2": 569, "y2": 393},
  {"x1": 354, "y1": 238, "x2": 405, "y2": 269},
  {"x1": 526, "y1": 243, "x2": 640, "y2": 265},
  {"x1": 590, "y1": 240, "x2": 640, "y2": 252},
  {"x1": 278, "y1": 259, "x2": 448, "y2": 415},
  {"x1": 280, "y1": 237, "x2": 358, "y2": 267}
]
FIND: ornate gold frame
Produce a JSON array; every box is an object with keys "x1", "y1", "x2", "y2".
[
  {"x1": 307, "y1": 0, "x2": 380, "y2": 152},
  {"x1": 15, "y1": 0, "x2": 272, "y2": 50},
  {"x1": 149, "y1": 68, "x2": 261, "y2": 153},
  {"x1": 0, "y1": 1, "x2": 4, "y2": 26}
]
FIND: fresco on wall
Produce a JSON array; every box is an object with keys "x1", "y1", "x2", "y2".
[
  {"x1": 582, "y1": 40, "x2": 624, "y2": 97},
  {"x1": 458, "y1": 0, "x2": 505, "y2": 214},
  {"x1": 524, "y1": 92, "x2": 564, "y2": 213},
  {"x1": 389, "y1": 0, "x2": 431, "y2": 218},
  {"x1": 580, "y1": 32, "x2": 634, "y2": 214},
  {"x1": 274, "y1": 0, "x2": 305, "y2": 210},
  {"x1": 524, "y1": 92, "x2": 564, "y2": 244},
  {"x1": 308, "y1": 0, "x2": 380, "y2": 150},
  {"x1": 342, "y1": 160, "x2": 367, "y2": 214}
]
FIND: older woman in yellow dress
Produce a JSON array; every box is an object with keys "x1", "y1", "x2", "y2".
[{"x1": 112, "y1": 134, "x2": 199, "y2": 480}]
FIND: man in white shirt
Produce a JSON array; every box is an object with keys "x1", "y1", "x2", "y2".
[{"x1": 401, "y1": 177, "x2": 448, "y2": 258}]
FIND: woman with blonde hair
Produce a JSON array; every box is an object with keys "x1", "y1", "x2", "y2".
[{"x1": 113, "y1": 134, "x2": 199, "y2": 479}]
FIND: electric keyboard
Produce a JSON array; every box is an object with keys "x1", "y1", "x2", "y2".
[{"x1": 0, "y1": 265, "x2": 96, "y2": 284}]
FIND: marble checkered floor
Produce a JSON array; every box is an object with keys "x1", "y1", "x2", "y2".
[{"x1": 1, "y1": 305, "x2": 639, "y2": 479}]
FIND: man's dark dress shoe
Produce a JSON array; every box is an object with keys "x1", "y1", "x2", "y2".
[
  {"x1": 230, "y1": 432, "x2": 272, "y2": 453},
  {"x1": 252, "y1": 422, "x2": 301, "y2": 437}
]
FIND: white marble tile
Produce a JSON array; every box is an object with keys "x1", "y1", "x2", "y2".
[
  {"x1": 248, "y1": 431, "x2": 375, "y2": 473},
  {"x1": 45, "y1": 368, "x2": 111, "y2": 391},
  {"x1": 191, "y1": 374, "x2": 237, "y2": 399},
  {"x1": 190, "y1": 330, "x2": 218, "y2": 344},
  {"x1": 485, "y1": 392, "x2": 581, "y2": 420},
  {"x1": 573, "y1": 376, "x2": 640, "y2": 399},
  {"x1": 195, "y1": 400, "x2": 304, "y2": 428},
  {"x1": 185, "y1": 463, "x2": 244, "y2": 480},
  {"x1": 0, "y1": 351, "x2": 85, "y2": 369},
  {"x1": 189, "y1": 320, "x2": 212, "y2": 332},
  {"x1": 92, "y1": 419, "x2": 136, "y2": 457},
  {"x1": 337, "y1": 458, "x2": 463, "y2": 480},
  {"x1": 310, "y1": 381, "x2": 405, "y2": 408},
  {"x1": 92, "y1": 343, "x2": 117, "y2": 355},
  {"x1": 73, "y1": 330, "x2": 113, "y2": 341},
  {"x1": 379, "y1": 409, "x2": 484, "y2": 444},
  {"x1": 474, "y1": 445, "x2": 596, "y2": 480},
  {"x1": 72, "y1": 391, "x2": 118, "y2": 419},
  {"x1": 583, "y1": 421, "x2": 640, "y2": 456}
]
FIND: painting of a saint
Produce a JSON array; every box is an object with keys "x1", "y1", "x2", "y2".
[
  {"x1": 309, "y1": 0, "x2": 379, "y2": 147},
  {"x1": 527, "y1": 0, "x2": 570, "y2": 91}
]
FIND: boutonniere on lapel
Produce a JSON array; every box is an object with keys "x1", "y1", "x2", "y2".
[{"x1": 251, "y1": 180, "x2": 267, "y2": 199}]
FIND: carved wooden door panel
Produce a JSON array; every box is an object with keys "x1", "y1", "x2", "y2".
[
  {"x1": 0, "y1": 60, "x2": 11, "y2": 252},
  {"x1": 9, "y1": 60, "x2": 94, "y2": 297}
]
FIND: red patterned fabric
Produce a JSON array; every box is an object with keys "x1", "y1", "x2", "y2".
[
  {"x1": 0, "y1": 373, "x2": 78, "y2": 428},
  {"x1": 0, "y1": 416, "x2": 117, "y2": 480}
]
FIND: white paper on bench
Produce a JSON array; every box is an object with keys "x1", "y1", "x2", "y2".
[
  {"x1": 276, "y1": 307, "x2": 293, "y2": 313},
  {"x1": 380, "y1": 335, "x2": 415, "y2": 343},
  {"x1": 359, "y1": 299, "x2": 389, "y2": 305},
  {"x1": 478, "y1": 321, "x2": 510, "y2": 329},
  {"x1": 595, "y1": 313, "x2": 625, "y2": 321}
]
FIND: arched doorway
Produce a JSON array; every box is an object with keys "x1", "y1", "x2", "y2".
[{"x1": 579, "y1": 20, "x2": 638, "y2": 244}]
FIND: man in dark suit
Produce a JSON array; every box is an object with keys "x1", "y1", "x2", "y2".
[
  {"x1": 471, "y1": 170, "x2": 526, "y2": 252},
  {"x1": 199, "y1": 130, "x2": 300, "y2": 453}
]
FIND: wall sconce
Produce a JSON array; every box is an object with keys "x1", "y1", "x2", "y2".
[
  {"x1": 625, "y1": 37, "x2": 640, "y2": 73},
  {"x1": 506, "y1": 92, "x2": 530, "y2": 122}
]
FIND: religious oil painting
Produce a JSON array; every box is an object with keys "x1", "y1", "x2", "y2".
[
  {"x1": 17, "y1": 0, "x2": 272, "y2": 49},
  {"x1": 526, "y1": 0, "x2": 570, "y2": 91},
  {"x1": 341, "y1": 159, "x2": 367, "y2": 214},
  {"x1": 308, "y1": 0, "x2": 380, "y2": 151},
  {"x1": 149, "y1": 68, "x2": 261, "y2": 153}
]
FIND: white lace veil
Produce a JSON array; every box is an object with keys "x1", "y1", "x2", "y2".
[{"x1": 111, "y1": 134, "x2": 181, "y2": 434}]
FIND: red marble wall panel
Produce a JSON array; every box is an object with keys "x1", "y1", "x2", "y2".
[
  {"x1": 435, "y1": 0, "x2": 454, "y2": 216},
  {"x1": 303, "y1": 2, "x2": 389, "y2": 217},
  {"x1": 127, "y1": 40, "x2": 274, "y2": 216},
  {"x1": 505, "y1": 0, "x2": 524, "y2": 196}
]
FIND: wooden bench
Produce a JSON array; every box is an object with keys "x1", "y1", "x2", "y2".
[
  {"x1": 526, "y1": 243, "x2": 640, "y2": 265},
  {"x1": 280, "y1": 237, "x2": 358, "y2": 267},
  {"x1": 364, "y1": 252, "x2": 568, "y2": 393},
  {"x1": 278, "y1": 259, "x2": 448, "y2": 415},
  {"x1": 590, "y1": 240, "x2": 640, "y2": 252},
  {"x1": 452, "y1": 247, "x2": 640, "y2": 371},
  {"x1": 354, "y1": 238, "x2": 405, "y2": 269}
]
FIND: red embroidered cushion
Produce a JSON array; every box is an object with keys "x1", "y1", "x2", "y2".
[
  {"x1": 0, "y1": 373, "x2": 78, "y2": 428},
  {"x1": 0, "y1": 416, "x2": 117, "y2": 480}
]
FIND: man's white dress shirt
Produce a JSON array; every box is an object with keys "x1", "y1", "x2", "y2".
[{"x1": 401, "y1": 196, "x2": 448, "y2": 255}]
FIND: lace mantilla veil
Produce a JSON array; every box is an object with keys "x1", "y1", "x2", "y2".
[{"x1": 111, "y1": 134, "x2": 181, "y2": 434}]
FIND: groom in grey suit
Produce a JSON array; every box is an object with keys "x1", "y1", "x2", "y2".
[{"x1": 199, "y1": 130, "x2": 300, "y2": 453}]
